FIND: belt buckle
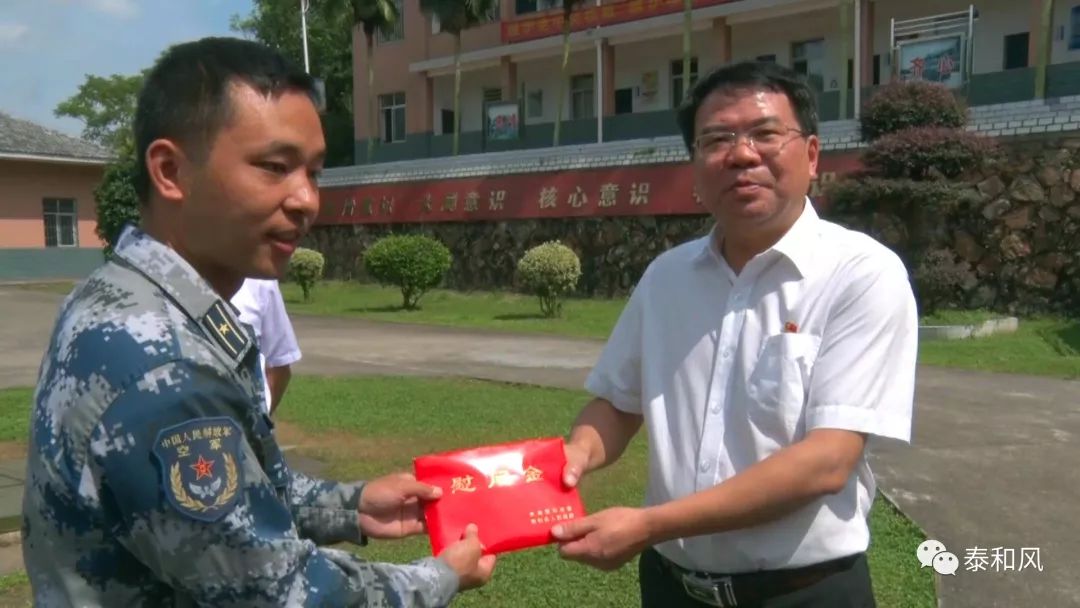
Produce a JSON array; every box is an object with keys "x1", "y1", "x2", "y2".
[{"x1": 681, "y1": 572, "x2": 737, "y2": 607}]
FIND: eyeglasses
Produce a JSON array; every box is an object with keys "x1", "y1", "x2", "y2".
[{"x1": 694, "y1": 127, "x2": 807, "y2": 159}]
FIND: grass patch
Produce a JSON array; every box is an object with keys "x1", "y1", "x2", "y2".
[
  {"x1": 0, "y1": 389, "x2": 32, "y2": 443},
  {"x1": 919, "y1": 317, "x2": 1080, "y2": 379},
  {"x1": 920, "y1": 309, "x2": 998, "y2": 326},
  {"x1": 11, "y1": 281, "x2": 76, "y2": 295},
  {"x1": 0, "y1": 571, "x2": 30, "y2": 607},
  {"x1": 281, "y1": 281, "x2": 623, "y2": 340}
]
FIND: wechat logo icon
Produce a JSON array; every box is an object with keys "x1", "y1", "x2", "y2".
[{"x1": 917, "y1": 540, "x2": 959, "y2": 576}]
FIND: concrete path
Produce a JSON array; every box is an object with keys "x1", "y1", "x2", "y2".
[{"x1": 2, "y1": 285, "x2": 1079, "y2": 607}]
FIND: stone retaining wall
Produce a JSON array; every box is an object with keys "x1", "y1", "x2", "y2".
[{"x1": 306, "y1": 134, "x2": 1080, "y2": 315}]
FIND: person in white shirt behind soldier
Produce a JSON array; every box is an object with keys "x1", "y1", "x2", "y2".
[
  {"x1": 551, "y1": 60, "x2": 918, "y2": 608},
  {"x1": 231, "y1": 277, "x2": 302, "y2": 415}
]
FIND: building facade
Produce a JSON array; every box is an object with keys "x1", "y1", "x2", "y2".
[
  {"x1": 350, "y1": 0, "x2": 1078, "y2": 164},
  {"x1": 0, "y1": 112, "x2": 112, "y2": 281}
]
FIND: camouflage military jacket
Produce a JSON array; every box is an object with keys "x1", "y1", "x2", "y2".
[{"x1": 22, "y1": 225, "x2": 458, "y2": 607}]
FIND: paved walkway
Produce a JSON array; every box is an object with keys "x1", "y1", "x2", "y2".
[{"x1": 1, "y1": 285, "x2": 1079, "y2": 607}]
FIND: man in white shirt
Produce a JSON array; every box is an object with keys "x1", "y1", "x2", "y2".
[
  {"x1": 551, "y1": 61, "x2": 918, "y2": 607},
  {"x1": 231, "y1": 278, "x2": 302, "y2": 414}
]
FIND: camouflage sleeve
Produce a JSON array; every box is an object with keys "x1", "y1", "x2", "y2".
[
  {"x1": 286, "y1": 470, "x2": 367, "y2": 546},
  {"x1": 88, "y1": 360, "x2": 459, "y2": 607}
]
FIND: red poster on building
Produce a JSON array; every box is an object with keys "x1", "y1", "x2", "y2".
[
  {"x1": 502, "y1": 0, "x2": 737, "y2": 44},
  {"x1": 316, "y1": 152, "x2": 862, "y2": 226}
]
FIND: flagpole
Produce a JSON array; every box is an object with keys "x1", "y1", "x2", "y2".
[{"x1": 300, "y1": 0, "x2": 311, "y2": 74}]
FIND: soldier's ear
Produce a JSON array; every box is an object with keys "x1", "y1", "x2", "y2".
[{"x1": 145, "y1": 138, "x2": 190, "y2": 207}]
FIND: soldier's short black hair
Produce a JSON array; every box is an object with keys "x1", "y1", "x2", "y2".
[
  {"x1": 675, "y1": 60, "x2": 819, "y2": 155},
  {"x1": 133, "y1": 36, "x2": 318, "y2": 203}
]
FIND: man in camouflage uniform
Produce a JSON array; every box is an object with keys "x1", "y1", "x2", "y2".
[{"x1": 21, "y1": 37, "x2": 495, "y2": 607}]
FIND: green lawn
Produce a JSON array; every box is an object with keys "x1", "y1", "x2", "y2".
[
  {"x1": 282, "y1": 280, "x2": 627, "y2": 340},
  {"x1": 0, "y1": 388, "x2": 33, "y2": 442},
  {"x1": 0, "y1": 377, "x2": 936, "y2": 607},
  {"x1": 284, "y1": 281, "x2": 1080, "y2": 379},
  {"x1": 919, "y1": 316, "x2": 1080, "y2": 378}
]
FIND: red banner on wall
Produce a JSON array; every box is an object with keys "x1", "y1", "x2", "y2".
[
  {"x1": 316, "y1": 152, "x2": 862, "y2": 225},
  {"x1": 502, "y1": 0, "x2": 738, "y2": 44}
]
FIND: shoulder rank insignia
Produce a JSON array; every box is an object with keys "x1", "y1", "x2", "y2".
[
  {"x1": 200, "y1": 299, "x2": 250, "y2": 361},
  {"x1": 153, "y1": 417, "x2": 244, "y2": 522}
]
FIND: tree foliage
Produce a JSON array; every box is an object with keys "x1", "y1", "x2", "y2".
[
  {"x1": 93, "y1": 159, "x2": 141, "y2": 257},
  {"x1": 859, "y1": 81, "x2": 967, "y2": 142},
  {"x1": 862, "y1": 127, "x2": 1002, "y2": 181},
  {"x1": 288, "y1": 247, "x2": 326, "y2": 302},
  {"x1": 364, "y1": 235, "x2": 452, "y2": 310},
  {"x1": 419, "y1": 0, "x2": 499, "y2": 155},
  {"x1": 231, "y1": 0, "x2": 357, "y2": 165},
  {"x1": 517, "y1": 241, "x2": 582, "y2": 318},
  {"x1": 55, "y1": 72, "x2": 145, "y2": 155}
]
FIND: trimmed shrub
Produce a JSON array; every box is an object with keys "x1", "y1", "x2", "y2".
[
  {"x1": 364, "y1": 234, "x2": 452, "y2": 310},
  {"x1": 914, "y1": 248, "x2": 970, "y2": 315},
  {"x1": 862, "y1": 127, "x2": 1001, "y2": 180},
  {"x1": 516, "y1": 241, "x2": 582, "y2": 318},
  {"x1": 93, "y1": 159, "x2": 141, "y2": 257},
  {"x1": 825, "y1": 177, "x2": 980, "y2": 216},
  {"x1": 288, "y1": 247, "x2": 325, "y2": 302},
  {"x1": 860, "y1": 81, "x2": 966, "y2": 142}
]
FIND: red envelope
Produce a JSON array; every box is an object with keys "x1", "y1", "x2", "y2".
[{"x1": 413, "y1": 437, "x2": 586, "y2": 555}]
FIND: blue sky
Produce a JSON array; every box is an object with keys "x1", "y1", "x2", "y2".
[{"x1": 0, "y1": 0, "x2": 261, "y2": 137}]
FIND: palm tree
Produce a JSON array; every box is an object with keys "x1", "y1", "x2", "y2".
[
  {"x1": 321, "y1": 0, "x2": 401, "y2": 163},
  {"x1": 552, "y1": 0, "x2": 587, "y2": 147},
  {"x1": 682, "y1": 0, "x2": 694, "y2": 105},
  {"x1": 420, "y1": 0, "x2": 500, "y2": 156}
]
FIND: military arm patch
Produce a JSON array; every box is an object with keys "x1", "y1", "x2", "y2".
[{"x1": 152, "y1": 417, "x2": 244, "y2": 523}]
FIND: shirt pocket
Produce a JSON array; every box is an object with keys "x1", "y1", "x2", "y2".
[{"x1": 746, "y1": 333, "x2": 823, "y2": 435}]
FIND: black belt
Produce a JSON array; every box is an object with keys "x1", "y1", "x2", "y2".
[{"x1": 655, "y1": 549, "x2": 863, "y2": 607}]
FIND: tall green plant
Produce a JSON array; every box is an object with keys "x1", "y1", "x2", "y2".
[
  {"x1": 552, "y1": 0, "x2": 587, "y2": 147},
  {"x1": 682, "y1": 0, "x2": 693, "y2": 105},
  {"x1": 420, "y1": 0, "x2": 499, "y2": 156}
]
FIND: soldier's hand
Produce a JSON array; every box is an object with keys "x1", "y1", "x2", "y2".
[
  {"x1": 358, "y1": 472, "x2": 442, "y2": 539},
  {"x1": 439, "y1": 523, "x2": 497, "y2": 591}
]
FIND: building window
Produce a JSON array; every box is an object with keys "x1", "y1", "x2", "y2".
[
  {"x1": 379, "y1": 92, "x2": 406, "y2": 143},
  {"x1": 670, "y1": 57, "x2": 698, "y2": 107},
  {"x1": 756, "y1": 54, "x2": 777, "y2": 63},
  {"x1": 614, "y1": 88, "x2": 633, "y2": 114},
  {"x1": 1004, "y1": 32, "x2": 1030, "y2": 70},
  {"x1": 440, "y1": 109, "x2": 455, "y2": 135},
  {"x1": 378, "y1": 0, "x2": 405, "y2": 42},
  {"x1": 846, "y1": 55, "x2": 882, "y2": 88},
  {"x1": 43, "y1": 198, "x2": 77, "y2": 248},
  {"x1": 1071, "y1": 7, "x2": 1080, "y2": 50},
  {"x1": 527, "y1": 89, "x2": 544, "y2": 118},
  {"x1": 516, "y1": 0, "x2": 561, "y2": 16},
  {"x1": 791, "y1": 39, "x2": 825, "y2": 92},
  {"x1": 570, "y1": 74, "x2": 595, "y2": 120}
]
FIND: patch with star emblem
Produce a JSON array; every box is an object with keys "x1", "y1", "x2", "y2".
[
  {"x1": 152, "y1": 417, "x2": 244, "y2": 522},
  {"x1": 200, "y1": 299, "x2": 250, "y2": 362}
]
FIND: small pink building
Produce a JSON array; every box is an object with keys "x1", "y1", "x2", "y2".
[{"x1": 0, "y1": 112, "x2": 113, "y2": 281}]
